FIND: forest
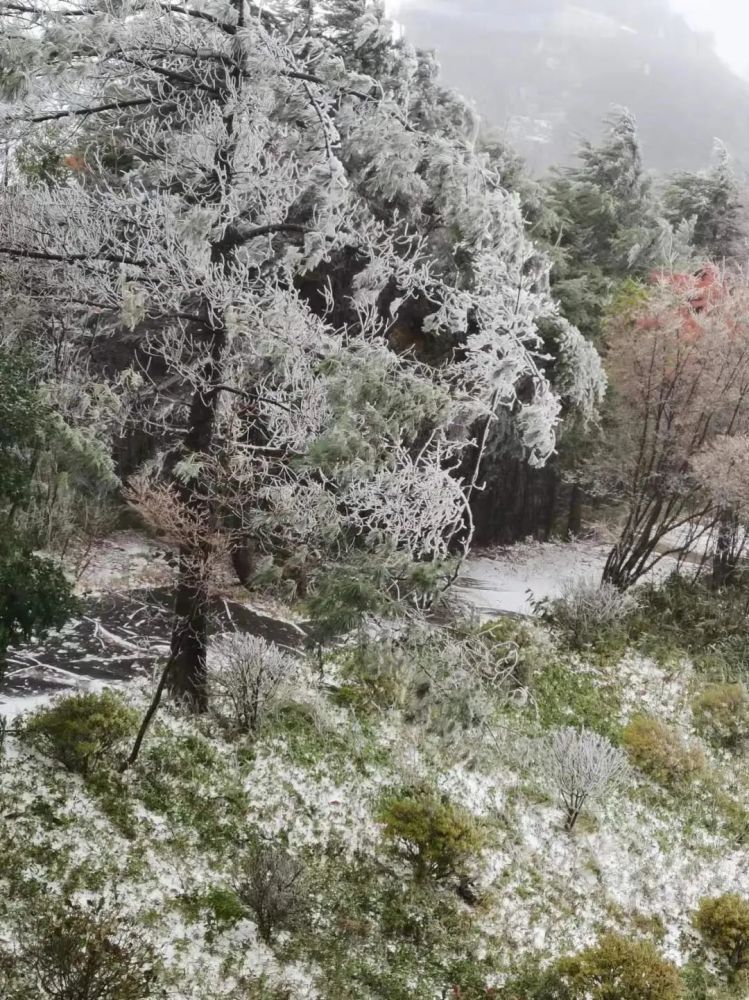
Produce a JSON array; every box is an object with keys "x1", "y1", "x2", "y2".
[{"x1": 1, "y1": 1, "x2": 749, "y2": 998}]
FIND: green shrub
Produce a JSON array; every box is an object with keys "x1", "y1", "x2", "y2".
[
  {"x1": 533, "y1": 661, "x2": 622, "y2": 741},
  {"x1": 692, "y1": 684, "x2": 749, "y2": 750},
  {"x1": 23, "y1": 690, "x2": 138, "y2": 776},
  {"x1": 378, "y1": 786, "x2": 484, "y2": 881},
  {"x1": 623, "y1": 716, "x2": 705, "y2": 788},
  {"x1": 499, "y1": 960, "x2": 571, "y2": 998},
  {"x1": 626, "y1": 576, "x2": 749, "y2": 664},
  {"x1": 693, "y1": 894, "x2": 749, "y2": 972},
  {"x1": 182, "y1": 885, "x2": 246, "y2": 933},
  {"x1": 0, "y1": 899, "x2": 159, "y2": 1000},
  {"x1": 0, "y1": 549, "x2": 75, "y2": 668},
  {"x1": 556, "y1": 933, "x2": 683, "y2": 999},
  {"x1": 681, "y1": 958, "x2": 748, "y2": 998}
]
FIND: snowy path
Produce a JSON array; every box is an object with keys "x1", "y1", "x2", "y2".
[
  {"x1": 454, "y1": 538, "x2": 680, "y2": 619},
  {"x1": 453, "y1": 540, "x2": 611, "y2": 617}
]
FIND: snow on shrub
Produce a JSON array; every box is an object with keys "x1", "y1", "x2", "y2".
[
  {"x1": 538, "y1": 577, "x2": 638, "y2": 649},
  {"x1": 556, "y1": 932, "x2": 682, "y2": 1000},
  {"x1": 538, "y1": 727, "x2": 630, "y2": 831},
  {"x1": 623, "y1": 715, "x2": 705, "y2": 788},
  {"x1": 692, "y1": 682, "x2": 749, "y2": 750},
  {"x1": 233, "y1": 843, "x2": 307, "y2": 944},
  {"x1": 21, "y1": 690, "x2": 137, "y2": 776},
  {"x1": 0, "y1": 899, "x2": 159, "y2": 1000},
  {"x1": 209, "y1": 634, "x2": 297, "y2": 736},
  {"x1": 378, "y1": 785, "x2": 484, "y2": 881}
]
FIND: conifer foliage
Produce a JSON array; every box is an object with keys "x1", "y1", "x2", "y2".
[{"x1": 0, "y1": 0, "x2": 569, "y2": 707}]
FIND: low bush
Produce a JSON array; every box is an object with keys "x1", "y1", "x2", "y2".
[
  {"x1": 623, "y1": 716, "x2": 705, "y2": 788},
  {"x1": 538, "y1": 727, "x2": 630, "y2": 831},
  {"x1": 378, "y1": 785, "x2": 484, "y2": 881},
  {"x1": 498, "y1": 960, "x2": 571, "y2": 999},
  {"x1": 0, "y1": 899, "x2": 159, "y2": 1000},
  {"x1": 556, "y1": 932, "x2": 683, "y2": 999},
  {"x1": 233, "y1": 843, "x2": 306, "y2": 943},
  {"x1": 625, "y1": 576, "x2": 749, "y2": 664},
  {"x1": 209, "y1": 633, "x2": 297, "y2": 736},
  {"x1": 340, "y1": 619, "x2": 515, "y2": 740},
  {"x1": 181, "y1": 885, "x2": 246, "y2": 933},
  {"x1": 692, "y1": 684, "x2": 749, "y2": 750},
  {"x1": 22, "y1": 690, "x2": 137, "y2": 776},
  {"x1": 536, "y1": 578, "x2": 639, "y2": 651},
  {"x1": 693, "y1": 894, "x2": 749, "y2": 973},
  {"x1": 696, "y1": 633, "x2": 749, "y2": 686}
]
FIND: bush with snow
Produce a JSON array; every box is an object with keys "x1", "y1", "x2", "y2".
[
  {"x1": 623, "y1": 715, "x2": 705, "y2": 789},
  {"x1": 538, "y1": 727, "x2": 630, "y2": 831},
  {"x1": 378, "y1": 785, "x2": 484, "y2": 882},
  {"x1": 538, "y1": 577, "x2": 639, "y2": 650},
  {"x1": 21, "y1": 690, "x2": 137, "y2": 777},
  {"x1": 692, "y1": 682, "x2": 749, "y2": 750},
  {"x1": 209, "y1": 634, "x2": 297, "y2": 736},
  {"x1": 233, "y1": 844, "x2": 306, "y2": 944},
  {"x1": 556, "y1": 932, "x2": 683, "y2": 1000},
  {"x1": 0, "y1": 899, "x2": 159, "y2": 1000}
]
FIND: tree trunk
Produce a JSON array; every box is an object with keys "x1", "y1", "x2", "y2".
[
  {"x1": 712, "y1": 510, "x2": 737, "y2": 588},
  {"x1": 169, "y1": 563, "x2": 210, "y2": 711},
  {"x1": 167, "y1": 318, "x2": 227, "y2": 709},
  {"x1": 166, "y1": 8, "x2": 244, "y2": 708},
  {"x1": 567, "y1": 483, "x2": 583, "y2": 539}
]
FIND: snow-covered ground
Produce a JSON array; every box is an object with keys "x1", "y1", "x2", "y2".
[
  {"x1": 0, "y1": 532, "x2": 686, "y2": 715},
  {"x1": 454, "y1": 538, "x2": 679, "y2": 618},
  {"x1": 75, "y1": 531, "x2": 174, "y2": 595}
]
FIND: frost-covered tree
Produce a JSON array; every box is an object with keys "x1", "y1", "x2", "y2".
[
  {"x1": 663, "y1": 141, "x2": 746, "y2": 265},
  {"x1": 539, "y1": 727, "x2": 629, "y2": 832},
  {"x1": 692, "y1": 435, "x2": 749, "y2": 586},
  {"x1": 0, "y1": 0, "x2": 565, "y2": 709},
  {"x1": 543, "y1": 108, "x2": 663, "y2": 342}
]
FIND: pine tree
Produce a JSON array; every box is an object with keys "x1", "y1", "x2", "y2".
[
  {"x1": 541, "y1": 108, "x2": 666, "y2": 342},
  {"x1": 0, "y1": 0, "x2": 567, "y2": 709},
  {"x1": 0, "y1": 350, "x2": 75, "y2": 666},
  {"x1": 663, "y1": 140, "x2": 746, "y2": 264}
]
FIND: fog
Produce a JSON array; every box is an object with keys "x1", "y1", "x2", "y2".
[
  {"x1": 391, "y1": 0, "x2": 749, "y2": 173},
  {"x1": 672, "y1": 0, "x2": 749, "y2": 79}
]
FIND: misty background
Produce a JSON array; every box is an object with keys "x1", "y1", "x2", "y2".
[{"x1": 390, "y1": 0, "x2": 749, "y2": 173}]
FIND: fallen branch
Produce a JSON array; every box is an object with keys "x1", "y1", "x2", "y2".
[{"x1": 86, "y1": 618, "x2": 168, "y2": 658}]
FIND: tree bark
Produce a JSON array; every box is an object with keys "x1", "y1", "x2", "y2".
[
  {"x1": 167, "y1": 314, "x2": 227, "y2": 710},
  {"x1": 567, "y1": 483, "x2": 583, "y2": 539},
  {"x1": 167, "y1": 0, "x2": 245, "y2": 710},
  {"x1": 712, "y1": 509, "x2": 737, "y2": 588},
  {"x1": 169, "y1": 567, "x2": 210, "y2": 710}
]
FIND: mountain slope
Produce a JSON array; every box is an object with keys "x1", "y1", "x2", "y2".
[{"x1": 397, "y1": 0, "x2": 749, "y2": 173}]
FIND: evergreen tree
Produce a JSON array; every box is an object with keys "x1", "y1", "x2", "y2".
[
  {"x1": 0, "y1": 351, "x2": 75, "y2": 666},
  {"x1": 663, "y1": 140, "x2": 746, "y2": 263},
  {"x1": 0, "y1": 0, "x2": 569, "y2": 709},
  {"x1": 541, "y1": 108, "x2": 665, "y2": 342}
]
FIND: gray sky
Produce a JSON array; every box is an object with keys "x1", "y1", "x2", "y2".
[{"x1": 387, "y1": 1, "x2": 749, "y2": 80}]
